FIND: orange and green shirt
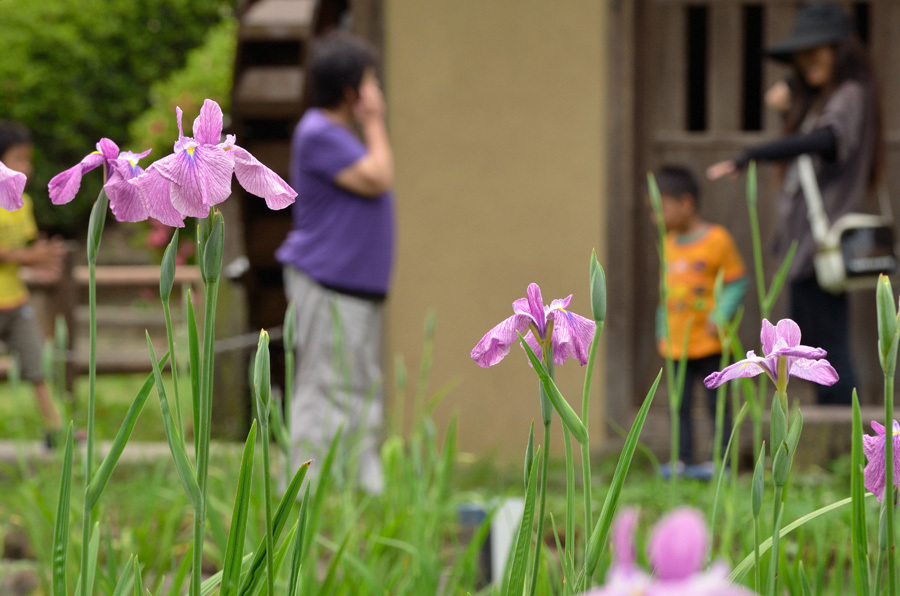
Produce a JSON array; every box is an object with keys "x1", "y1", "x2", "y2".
[
  {"x1": 0, "y1": 193, "x2": 38, "y2": 310},
  {"x1": 658, "y1": 223, "x2": 747, "y2": 360}
]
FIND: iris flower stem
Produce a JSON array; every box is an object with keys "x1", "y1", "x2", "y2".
[
  {"x1": 580, "y1": 322, "x2": 601, "y2": 556},
  {"x1": 78, "y1": 257, "x2": 98, "y2": 596},
  {"x1": 261, "y1": 419, "x2": 275, "y2": 596},
  {"x1": 753, "y1": 513, "x2": 761, "y2": 593},
  {"x1": 191, "y1": 275, "x2": 219, "y2": 596},
  {"x1": 529, "y1": 343, "x2": 554, "y2": 596},
  {"x1": 767, "y1": 486, "x2": 784, "y2": 596},
  {"x1": 884, "y1": 372, "x2": 896, "y2": 596}
]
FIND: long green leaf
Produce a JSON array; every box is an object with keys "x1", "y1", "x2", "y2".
[
  {"x1": 221, "y1": 421, "x2": 258, "y2": 596},
  {"x1": 238, "y1": 461, "x2": 310, "y2": 596},
  {"x1": 851, "y1": 391, "x2": 871, "y2": 596},
  {"x1": 287, "y1": 484, "x2": 311, "y2": 596},
  {"x1": 186, "y1": 288, "x2": 201, "y2": 455},
  {"x1": 133, "y1": 557, "x2": 144, "y2": 596},
  {"x1": 87, "y1": 362, "x2": 166, "y2": 507},
  {"x1": 109, "y1": 555, "x2": 135, "y2": 596},
  {"x1": 302, "y1": 426, "x2": 342, "y2": 557},
  {"x1": 146, "y1": 333, "x2": 201, "y2": 510},
  {"x1": 730, "y1": 495, "x2": 872, "y2": 581},
  {"x1": 52, "y1": 424, "x2": 74, "y2": 596},
  {"x1": 505, "y1": 446, "x2": 542, "y2": 596},
  {"x1": 518, "y1": 335, "x2": 588, "y2": 444},
  {"x1": 763, "y1": 241, "x2": 798, "y2": 313},
  {"x1": 83, "y1": 523, "x2": 101, "y2": 596},
  {"x1": 581, "y1": 369, "x2": 661, "y2": 587}
]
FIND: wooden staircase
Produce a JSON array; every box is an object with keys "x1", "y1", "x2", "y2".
[{"x1": 230, "y1": 0, "x2": 347, "y2": 340}]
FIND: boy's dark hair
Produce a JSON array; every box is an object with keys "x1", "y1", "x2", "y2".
[
  {"x1": 652, "y1": 165, "x2": 701, "y2": 209},
  {"x1": 308, "y1": 31, "x2": 377, "y2": 109},
  {"x1": 0, "y1": 121, "x2": 31, "y2": 161}
]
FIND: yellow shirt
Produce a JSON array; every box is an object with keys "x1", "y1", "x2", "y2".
[
  {"x1": 658, "y1": 224, "x2": 746, "y2": 360},
  {"x1": 0, "y1": 193, "x2": 38, "y2": 310}
]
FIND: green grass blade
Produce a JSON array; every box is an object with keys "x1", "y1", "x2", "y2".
[
  {"x1": 730, "y1": 495, "x2": 872, "y2": 582},
  {"x1": 221, "y1": 421, "x2": 258, "y2": 596},
  {"x1": 146, "y1": 333, "x2": 201, "y2": 510},
  {"x1": 302, "y1": 426, "x2": 342, "y2": 558},
  {"x1": 550, "y1": 513, "x2": 575, "y2": 593},
  {"x1": 505, "y1": 445, "x2": 542, "y2": 596},
  {"x1": 133, "y1": 557, "x2": 144, "y2": 596},
  {"x1": 51, "y1": 424, "x2": 74, "y2": 596},
  {"x1": 109, "y1": 555, "x2": 135, "y2": 596},
  {"x1": 287, "y1": 484, "x2": 311, "y2": 596},
  {"x1": 851, "y1": 390, "x2": 871, "y2": 596},
  {"x1": 85, "y1": 522, "x2": 101, "y2": 596},
  {"x1": 799, "y1": 561, "x2": 813, "y2": 596},
  {"x1": 763, "y1": 241, "x2": 798, "y2": 314},
  {"x1": 319, "y1": 526, "x2": 355, "y2": 595},
  {"x1": 581, "y1": 369, "x2": 661, "y2": 587},
  {"x1": 709, "y1": 403, "x2": 749, "y2": 542},
  {"x1": 238, "y1": 461, "x2": 310, "y2": 596},
  {"x1": 87, "y1": 362, "x2": 167, "y2": 508}
]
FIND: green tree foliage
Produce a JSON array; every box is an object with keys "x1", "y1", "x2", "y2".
[
  {"x1": 129, "y1": 17, "x2": 237, "y2": 159},
  {"x1": 0, "y1": 0, "x2": 235, "y2": 235}
]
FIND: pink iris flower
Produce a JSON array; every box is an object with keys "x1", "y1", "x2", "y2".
[
  {"x1": 579, "y1": 507, "x2": 759, "y2": 596},
  {"x1": 471, "y1": 282, "x2": 595, "y2": 368},
  {"x1": 131, "y1": 99, "x2": 296, "y2": 227},
  {"x1": 48, "y1": 138, "x2": 152, "y2": 222},
  {"x1": 704, "y1": 318, "x2": 838, "y2": 390},
  {"x1": 862, "y1": 420, "x2": 900, "y2": 502},
  {"x1": 0, "y1": 160, "x2": 26, "y2": 211}
]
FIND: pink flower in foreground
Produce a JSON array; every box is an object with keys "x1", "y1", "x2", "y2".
[
  {"x1": 48, "y1": 138, "x2": 152, "y2": 222},
  {"x1": 704, "y1": 318, "x2": 838, "y2": 390},
  {"x1": 862, "y1": 420, "x2": 900, "y2": 502},
  {"x1": 471, "y1": 282, "x2": 595, "y2": 368},
  {"x1": 579, "y1": 508, "x2": 759, "y2": 596},
  {"x1": 131, "y1": 99, "x2": 296, "y2": 227},
  {"x1": 0, "y1": 160, "x2": 26, "y2": 211}
]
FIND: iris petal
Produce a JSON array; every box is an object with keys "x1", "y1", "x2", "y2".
[
  {"x1": 787, "y1": 358, "x2": 839, "y2": 386},
  {"x1": 131, "y1": 166, "x2": 186, "y2": 228},
  {"x1": 106, "y1": 166, "x2": 148, "y2": 222},
  {"x1": 48, "y1": 152, "x2": 106, "y2": 205},
  {"x1": 0, "y1": 161, "x2": 25, "y2": 211},
  {"x1": 648, "y1": 508, "x2": 708, "y2": 581},
  {"x1": 231, "y1": 144, "x2": 296, "y2": 209},
  {"x1": 471, "y1": 313, "x2": 534, "y2": 368},
  {"x1": 704, "y1": 355, "x2": 767, "y2": 388},
  {"x1": 548, "y1": 308, "x2": 594, "y2": 366},
  {"x1": 193, "y1": 99, "x2": 224, "y2": 146}
]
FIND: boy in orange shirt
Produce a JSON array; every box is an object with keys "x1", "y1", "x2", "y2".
[{"x1": 653, "y1": 165, "x2": 748, "y2": 478}]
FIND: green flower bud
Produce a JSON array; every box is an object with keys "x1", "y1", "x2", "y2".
[
  {"x1": 773, "y1": 441, "x2": 791, "y2": 487},
  {"x1": 160, "y1": 229, "x2": 179, "y2": 302},
  {"x1": 751, "y1": 442, "x2": 765, "y2": 518},
  {"x1": 86, "y1": 190, "x2": 109, "y2": 264},
  {"x1": 589, "y1": 249, "x2": 607, "y2": 324}
]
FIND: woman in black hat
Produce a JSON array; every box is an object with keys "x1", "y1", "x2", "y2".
[{"x1": 707, "y1": 3, "x2": 883, "y2": 406}]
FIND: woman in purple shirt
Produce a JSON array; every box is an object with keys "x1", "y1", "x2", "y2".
[{"x1": 276, "y1": 31, "x2": 395, "y2": 493}]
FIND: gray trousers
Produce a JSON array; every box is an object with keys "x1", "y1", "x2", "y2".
[{"x1": 283, "y1": 267, "x2": 385, "y2": 494}]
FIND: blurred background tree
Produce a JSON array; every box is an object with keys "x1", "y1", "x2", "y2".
[{"x1": 0, "y1": 0, "x2": 237, "y2": 236}]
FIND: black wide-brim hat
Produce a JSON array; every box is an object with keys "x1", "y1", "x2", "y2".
[{"x1": 766, "y1": 3, "x2": 852, "y2": 63}]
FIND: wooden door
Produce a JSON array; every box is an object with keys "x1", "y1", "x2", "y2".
[{"x1": 606, "y1": 1, "x2": 900, "y2": 433}]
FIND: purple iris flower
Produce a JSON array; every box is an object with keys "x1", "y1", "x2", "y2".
[
  {"x1": 579, "y1": 507, "x2": 759, "y2": 596},
  {"x1": 471, "y1": 282, "x2": 595, "y2": 368},
  {"x1": 704, "y1": 318, "x2": 838, "y2": 390},
  {"x1": 48, "y1": 138, "x2": 152, "y2": 222},
  {"x1": 862, "y1": 420, "x2": 900, "y2": 502},
  {"x1": 131, "y1": 99, "x2": 296, "y2": 227},
  {"x1": 0, "y1": 160, "x2": 26, "y2": 211}
]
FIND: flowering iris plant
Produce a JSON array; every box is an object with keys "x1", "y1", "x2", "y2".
[
  {"x1": 581, "y1": 507, "x2": 758, "y2": 595},
  {"x1": 863, "y1": 420, "x2": 900, "y2": 502},
  {"x1": 471, "y1": 282, "x2": 595, "y2": 368},
  {"x1": 704, "y1": 318, "x2": 838, "y2": 392},
  {"x1": 131, "y1": 98, "x2": 296, "y2": 226},
  {"x1": 0, "y1": 160, "x2": 25, "y2": 211},
  {"x1": 48, "y1": 138, "x2": 152, "y2": 222}
]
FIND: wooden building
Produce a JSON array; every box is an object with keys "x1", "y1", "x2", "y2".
[{"x1": 229, "y1": 0, "x2": 900, "y2": 461}]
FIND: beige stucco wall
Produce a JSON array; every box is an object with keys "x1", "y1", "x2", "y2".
[{"x1": 384, "y1": 2, "x2": 608, "y2": 461}]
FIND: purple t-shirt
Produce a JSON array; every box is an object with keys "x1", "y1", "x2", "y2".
[{"x1": 276, "y1": 109, "x2": 395, "y2": 295}]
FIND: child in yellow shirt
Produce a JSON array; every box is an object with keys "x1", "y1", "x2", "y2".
[
  {"x1": 653, "y1": 165, "x2": 748, "y2": 478},
  {"x1": 0, "y1": 121, "x2": 67, "y2": 447}
]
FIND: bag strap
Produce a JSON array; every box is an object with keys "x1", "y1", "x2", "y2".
[{"x1": 797, "y1": 154, "x2": 832, "y2": 246}]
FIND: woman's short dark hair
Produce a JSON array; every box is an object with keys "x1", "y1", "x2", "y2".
[
  {"x1": 308, "y1": 31, "x2": 377, "y2": 109},
  {"x1": 0, "y1": 121, "x2": 31, "y2": 160},
  {"x1": 652, "y1": 165, "x2": 701, "y2": 209}
]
